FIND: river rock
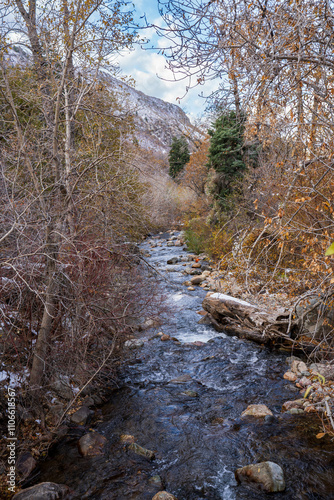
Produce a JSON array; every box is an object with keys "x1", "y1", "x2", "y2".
[
  {"x1": 124, "y1": 339, "x2": 144, "y2": 349},
  {"x1": 174, "y1": 240, "x2": 182, "y2": 246},
  {"x1": 181, "y1": 390, "x2": 198, "y2": 397},
  {"x1": 167, "y1": 241, "x2": 174, "y2": 246},
  {"x1": 287, "y1": 408, "x2": 304, "y2": 415},
  {"x1": 70, "y1": 406, "x2": 93, "y2": 425},
  {"x1": 161, "y1": 334, "x2": 170, "y2": 341},
  {"x1": 139, "y1": 318, "x2": 161, "y2": 331},
  {"x1": 201, "y1": 264, "x2": 212, "y2": 271},
  {"x1": 120, "y1": 434, "x2": 135, "y2": 444},
  {"x1": 13, "y1": 482, "x2": 71, "y2": 499},
  {"x1": 309, "y1": 362, "x2": 334, "y2": 380},
  {"x1": 152, "y1": 492, "x2": 178, "y2": 500},
  {"x1": 192, "y1": 262, "x2": 202, "y2": 268},
  {"x1": 291, "y1": 360, "x2": 308, "y2": 375},
  {"x1": 78, "y1": 432, "x2": 107, "y2": 456},
  {"x1": 167, "y1": 257, "x2": 179, "y2": 265},
  {"x1": 51, "y1": 376, "x2": 74, "y2": 400},
  {"x1": 235, "y1": 461, "x2": 285, "y2": 492},
  {"x1": 128, "y1": 442, "x2": 155, "y2": 460},
  {"x1": 170, "y1": 373, "x2": 192, "y2": 384},
  {"x1": 282, "y1": 399, "x2": 304, "y2": 412},
  {"x1": 188, "y1": 286, "x2": 195, "y2": 291},
  {"x1": 190, "y1": 275, "x2": 205, "y2": 285},
  {"x1": 16, "y1": 452, "x2": 36, "y2": 479},
  {"x1": 241, "y1": 404, "x2": 273, "y2": 418},
  {"x1": 184, "y1": 267, "x2": 202, "y2": 275},
  {"x1": 149, "y1": 475, "x2": 163, "y2": 488},
  {"x1": 283, "y1": 371, "x2": 298, "y2": 382},
  {"x1": 298, "y1": 376, "x2": 312, "y2": 387}
]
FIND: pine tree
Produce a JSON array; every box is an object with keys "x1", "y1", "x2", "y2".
[
  {"x1": 207, "y1": 111, "x2": 246, "y2": 205},
  {"x1": 168, "y1": 136, "x2": 190, "y2": 179}
]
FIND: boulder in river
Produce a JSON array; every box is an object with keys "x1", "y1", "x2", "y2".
[
  {"x1": 184, "y1": 267, "x2": 202, "y2": 275},
  {"x1": 152, "y1": 492, "x2": 178, "y2": 500},
  {"x1": 78, "y1": 432, "x2": 107, "y2": 456},
  {"x1": 235, "y1": 461, "x2": 285, "y2": 492},
  {"x1": 167, "y1": 257, "x2": 179, "y2": 265},
  {"x1": 241, "y1": 404, "x2": 273, "y2": 418},
  {"x1": 13, "y1": 482, "x2": 71, "y2": 499},
  {"x1": 190, "y1": 275, "x2": 205, "y2": 285}
]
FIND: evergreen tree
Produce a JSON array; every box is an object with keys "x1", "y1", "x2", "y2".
[
  {"x1": 168, "y1": 136, "x2": 190, "y2": 179},
  {"x1": 207, "y1": 111, "x2": 247, "y2": 206}
]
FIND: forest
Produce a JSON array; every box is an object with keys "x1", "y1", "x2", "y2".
[{"x1": 0, "y1": 1, "x2": 334, "y2": 499}]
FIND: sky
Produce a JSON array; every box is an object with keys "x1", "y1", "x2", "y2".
[{"x1": 116, "y1": 0, "x2": 218, "y2": 121}]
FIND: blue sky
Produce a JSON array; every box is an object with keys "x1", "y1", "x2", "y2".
[{"x1": 116, "y1": 0, "x2": 218, "y2": 121}]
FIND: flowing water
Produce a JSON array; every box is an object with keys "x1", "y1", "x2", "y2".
[{"x1": 36, "y1": 234, "x2": 334, "y2": 499}]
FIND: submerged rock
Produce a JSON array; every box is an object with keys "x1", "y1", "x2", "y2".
[
  {"x1": 235, "y1": 461, "x2": 285, "y2": 492},
  {"x1": 241, "y1": 404, "x2": 273, "y2": 418},
  {"x1": 128, "y1": 442, "x2": 155, "y2": 460},
  {"x1": 170, "y1": 374, "x2": 192, "y2": 384},
  {"x1": 13, "y1": 482, "x2": 70, "y2": 499},
  {"x1": 78, "y1": 432, "x2": 107, "y2": 456},
  {"x1": 120, "y1": 434, "x2": 135, "y2": 444},
  {"x1": 152, "y1": 492, "x2": 178, "y2": 500},
  {"x1": 149, "y1": 475, "x2": 163, "y2": 488},
  {"x1": 181, "y1": 390, "x2": 198, "y2": 397}
]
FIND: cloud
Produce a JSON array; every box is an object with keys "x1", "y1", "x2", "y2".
[{"x1": 118, "y1": 44, "x2": 218, "y2": 120}]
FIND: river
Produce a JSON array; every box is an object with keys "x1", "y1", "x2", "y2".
[{"x1": 36, "y1": 232, "x2": 334, "y2": 499}]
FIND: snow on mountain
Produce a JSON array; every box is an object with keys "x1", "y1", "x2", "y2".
[{"x1": 105, "y1": 74, "x2": 202, "y2": 155}]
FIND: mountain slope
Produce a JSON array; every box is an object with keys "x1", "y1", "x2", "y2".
[{"x1": 106, "y1": 75, "x2": 202, "y2": 155}]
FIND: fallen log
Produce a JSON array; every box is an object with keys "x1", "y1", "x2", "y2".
[{"x1": 201, "y1": 293, "x2": 332, "y2": 355}]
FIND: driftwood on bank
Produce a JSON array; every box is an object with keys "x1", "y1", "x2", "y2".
[{"x1": 201, "y1": 293, "x2": 321, "y2": 354}]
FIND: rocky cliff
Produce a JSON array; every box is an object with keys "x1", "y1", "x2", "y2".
[{"x1": 105, "y1": 74, "x2": 201, "y2": 155}]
